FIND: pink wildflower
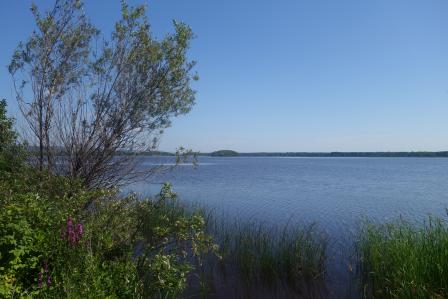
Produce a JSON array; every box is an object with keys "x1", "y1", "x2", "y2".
[{"x1": 76, "y1": 223, "x2": 83, "y2": 238}]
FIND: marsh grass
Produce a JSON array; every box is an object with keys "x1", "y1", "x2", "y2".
[
  {"x1": 186, "y1": 209, "x2": 328, "y2": 298},
  {"x1": 357, "y1": 216, "x2": 448, "y2": 298}
]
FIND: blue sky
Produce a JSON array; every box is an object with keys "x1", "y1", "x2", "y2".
[{"x1": 1, "y1": 0, "x2": 448, "y2": 152}]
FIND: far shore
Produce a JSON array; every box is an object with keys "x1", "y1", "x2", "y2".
[
  {"x1": 25, "y1": 147, "x2": 448, "y2": 158},
  {"x1": 131, "y1": 150, "x2": 448, "y2": 158}
]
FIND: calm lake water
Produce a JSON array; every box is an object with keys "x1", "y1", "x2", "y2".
[{"x1": 127, "y1": 156, "x2": 448, "y2": 297}]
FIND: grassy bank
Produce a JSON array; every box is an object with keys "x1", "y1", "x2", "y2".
[{"x1": 357, "y1": 217, "x2": 448, "y2": 298}]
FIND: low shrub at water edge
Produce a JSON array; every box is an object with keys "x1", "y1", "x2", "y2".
[
  {"x1": 357, "y1": 217, "x2": 448, "y2": 298},
  {"x1": 0, "y1": 170, "x2": 217, "y2": 298}
]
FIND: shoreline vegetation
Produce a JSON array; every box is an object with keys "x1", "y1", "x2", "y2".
[
  {"x1": 128, "y1": 150, "x2": 448, "y2": 158},
  {"x1": 357, "y1": 217, "x2": 448, "y2": 298},
  {"x1": 28, "y1": 147, "x2": 448, "y2": 158},
  {"x1": 195, "y1": 213, "x2": 328, "y2": 298}
]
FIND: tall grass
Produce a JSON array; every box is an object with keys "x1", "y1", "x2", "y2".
[
  {"x1": 217, "y1": 221, "x2": 326, "y2": 286},
  {"x1": 188, "y1": 211, "x2": 328, "y2": 298},
  {"x1": 357, "y1": 216, "x2": 448, "y2": 298}
]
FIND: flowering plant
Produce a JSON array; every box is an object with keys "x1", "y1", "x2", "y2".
[{"x1": 61, "y1": 217, "x2": 84, "y2": 246}]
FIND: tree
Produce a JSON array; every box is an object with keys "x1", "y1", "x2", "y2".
[
  {"x1": 9, "y1": 0, "x2": 97, "y2": 172},
  {"x1": 0, "y1": 99, "x2": 23, "y2": 172},
  {"x1": 9, "y1": 0, "x2": 198, "y2": 188},
  {"x1": 0, "y1": 100, "x2": 16, "y2": 150}
]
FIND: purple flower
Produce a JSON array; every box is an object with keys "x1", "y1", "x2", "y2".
[
  {"x1": 67, "y1": 217, "x2": 76, "y2": 245},
  {"x1": 70, "y1": 233, "x2": 76, "y2": 245},
  {"x1": 38, "y1": 271, "x2": 43, "y2": 288},
  {"x1": 66, "y1": 217, "x2": 74, "y2": 234},
  {"x1": 46, "y1": 275, "x2": 52, "y2": 286},
  {"x1": 76, "y1": 223, "x2": 84, "y2": 238},
  {"x1": 62, "y1": 217, "x2": 84, "y2": 245}
]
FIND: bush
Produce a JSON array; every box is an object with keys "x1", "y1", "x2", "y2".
[
  {"x1": 0, "y1": 171, "x2": 216, "y2": 298},
  {"x1": 0, "y1": 173, "x2": 100, "y2": 298}
]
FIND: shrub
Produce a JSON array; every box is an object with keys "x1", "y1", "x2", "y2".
[{"x1": 0, "y1": 173, "x2": 216, "y2": 298}]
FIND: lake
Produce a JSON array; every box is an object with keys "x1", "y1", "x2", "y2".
[{"x1": 127, "y1": 156, "x2": 448, "y2": 297}]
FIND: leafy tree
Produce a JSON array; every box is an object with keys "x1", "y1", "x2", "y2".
[
  {"x1": 9, "y1": 0, "x2": 197, "y2": 188},
  {"x1": 0, "y1": 100, "x2": 16, "y2": 150},
  {"x1": 0, "y1": 99, "x2": 23, "y2": 172},
  {"x1": 9, "y1": 0, "x2": 97, "y2": 172}
]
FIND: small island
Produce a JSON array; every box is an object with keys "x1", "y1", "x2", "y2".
[{"x1": 210, "y1": 150, "x2": 239, "y2": 157}]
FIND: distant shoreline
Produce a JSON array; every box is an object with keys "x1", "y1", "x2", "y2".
[
  {"x1": 26, "y1": 147, "x2": 448, "y2": 158},
  {"x1": 214, "y1": 151, "x2": 448, "y2": 158},
  {"x1": 138, "y1": 150, "x2": 448, "y2": 158}
]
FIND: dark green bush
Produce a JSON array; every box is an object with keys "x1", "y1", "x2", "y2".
[{"x1": 0, "y1": 172, "x2": 216, "y2": 298}]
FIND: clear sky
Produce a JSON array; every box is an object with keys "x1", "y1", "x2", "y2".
[{"x1": 1, "y1": 0, "x2": 448, "y2": 152}]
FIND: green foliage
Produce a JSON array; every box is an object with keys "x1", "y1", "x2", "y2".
[
  {"x1": 9, "y1": 0, "x2": 97, "y2": 97},
  {"x1": 96, "y1": 1, "x2": 197, "y2": 127},
  {"x1": 0, "y1": 167, "x2": 216, "y2": 298},
  {"x1": 0, "y1": 99, "x2": 24, "y2": 173},
  {"x1": 0, "y1": 169, "x2": 97, "y2": 297},
  {"x1": 357, "y1": 217, "x2": 448, "y2": 298},
  {"x1": 0, "y1": 100, "x2": 16, "y2": 150},
  {"x1": 2, "y1": 1, "x2": 213, "y2": 297},
  {"x1": 9, "y1": 0, "x2": 199, "y2": 186},
  {"x1": 132, "y1": 184, "x2": 216, "y2": 297},
  {"x1": 0, "y1": 194, "x2": 43, "y2": 298},
  {"x1": 210, "y1": 150, "x2": 239, "y2": 157}
]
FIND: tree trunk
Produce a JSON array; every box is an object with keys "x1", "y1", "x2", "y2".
[{"x1": 39, "y1": 101, "x2": 44, "y2": 171}]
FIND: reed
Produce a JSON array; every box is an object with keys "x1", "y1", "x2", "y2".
[
  {"x1": 357, "y1": 216, "x2": 448, "y2": 298},
  {"x1": 193, "y1": 211, "x2": 328, "y2": 297}
]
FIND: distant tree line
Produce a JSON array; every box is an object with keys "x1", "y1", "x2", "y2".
[
  {"x1": 101, "y1": 150, "x2": 448, "y2": 158},
  {"x1": 234, "y1": 151, "x2": 448, "y2": 158}
]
